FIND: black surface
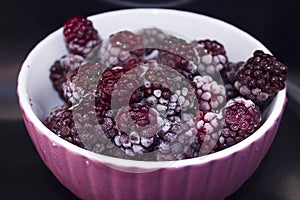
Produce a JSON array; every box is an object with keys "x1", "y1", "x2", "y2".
[{"x1": 0, "y1": 0, "x2": 299, "y2": 199}]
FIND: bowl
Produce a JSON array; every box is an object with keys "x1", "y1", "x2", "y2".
[{"x1": 17, "y1": 8, "x2": 287, "y2": 200}]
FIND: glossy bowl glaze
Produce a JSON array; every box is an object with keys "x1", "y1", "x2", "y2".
[{"x1": 17, "y1": 9, "x2": 287, "y2": 200}]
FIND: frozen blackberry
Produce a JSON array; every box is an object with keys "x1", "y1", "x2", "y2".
[
  {"x1": 220, "y1": 61, "x2": 245, "y2": 99},
  {"x1": 192, "y1": 75, "x2": 226, "y2": 112},
  {"x1": 49, "y1": 54, "x2": 84, "y2": 100},
  {"x1": 63, "y1": 62, "x2": 104, "y2": 104},
  {"x1": 142, "y1": 60, "x2": 198, "y2": 112},
  {"x1": 129, "y1": 84, "x2": 182, "y2": 122},
  {"x1": 44, "y1": 105, "x2": 83, "y2": 147},
  {"x1": 44, "y1": 101, "x2": 128, "y2": 159},
  {"x1": 63, "y1": 16, "x2": 102, "y2": 56},
  {"x1": 138, "y1": 27, "x2": 170, "y2": 56},
  {"x1": 197, "y1": 39, "x2": 227, "y2": 63},
  {"x1": 139, "y1": 28, "x2": 169, "y2": 48},
  {"x1": 110, "y1": 66, "x2": 144, "y2": 109},
  {"x1": 95, "y1": 66, "x2": 127, "y2": 122},
  {"x1": 192, "y1": 39, "x2": 227, "y2": 75},
  {"x1": 235, "y1": 50, "x2": 288, "y2": 104},
  {"x1": 156, "y1": 121, "x2": 199, "y2": 161},
  {"x1": 195, "y1": 111, "x2": 223, "y2": 154},
  {"x1": 93, "y1": 30, "x2": 144, "y2": 67},
  {"x1": 214, "y1": 97, "x2": 262, "y2": 151},
  {"x1": 128, "y1": 83, "x2": 198, "y2": 160},
  {"x1": 95, "y1": 105, "x2": 160, "y2": 159},
  {"x1": 157, "y1": 36, "x2": 199, "y2": 78}
]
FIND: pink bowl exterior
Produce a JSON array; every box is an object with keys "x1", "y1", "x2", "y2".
[{"x1": 19, "y1": 96, "x2": 287, "y2": 200}]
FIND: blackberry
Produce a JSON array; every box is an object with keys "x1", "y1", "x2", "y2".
[
  {"x1": 110, "y1": 66, "x2": 143, "y2": 109},
  {"x1": 112, "y1": 105, "x2": 160, "y2": 158},
  {"x1": 129, "y1": 84, "x2": 182, "y2": 122},
  {"x1": 157, "y1": 36, "x2": 199, "y2": 78},
  {"x1": 127, "y1": 83, "x2": 198, "y2": 160},
  {"x1": 192, "y1": 39, "x2": 227, "y2": 75},
  {"x1": 139, "y1": 28, "x2": 169, "y2": 49},
  {"x1": 44, "y1": 101, "x2": 128, "y2": 159},
  {"x1": 143, "y1": 60, "x2": 198, "y2": 112},
  {"x1": 44, "y1": 105, "x2": 83, "y2": 147},
  {"x1": 220, "y1": 61, "x2": 245, "y2": 99},
  {"x1": 63, "y1": 62, "x2": 104, "y2": 104},
  {"x1": 93, "y1": 30, "x2": 144, "y2": 67},
  {"x1": 195, "y1": 111, "x2": 223, "y2": 154},
  {"x1": 192, "y1": 75, "x2": 226, "y2": 112},
  {"x1": 138, "y1": 27, "x2": 170, "y2": 56},
  {"x1": 156, "y1": 121, "x2": 199, "y2": 161},
  {"x1": 95, "y1": 65, "x2": 128, "y2": 122},
  {"x1": 63, "y1": 16, "x2": 101, "y2": 56},
  {"x1": 234, "y1": 50, "x2": 288, "y2": 104},
  {"x1": 214, "y1": 97, "x2": 262, "y2": 151},
  {"x1": 49, "y1": 54, "x2": 84, "y2": 100}
]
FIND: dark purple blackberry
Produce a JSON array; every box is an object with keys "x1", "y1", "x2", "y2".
[
  {"x1": 128, "y1": 83, "x2": 199, "y2": 160},
  {"x1": 214, "y1": 97, "x2": 262, "y2": 151},
  {"x1": 63, "y1": 62, "x2": 104, "y2": 104},
  {"x1": 49, "y1": 54, "x2": 84, "y2": 100},
  {"x1": 94, "y1": 104, "x2": 160, "y2": 159},
  {"x1": 44, "y1": 105, "x2": 83, "y2": 147},
  {"x1": 197, "y1": 39, "x2": 228, "y2": 63},
  {"x1": 63, "y1": 16, "x2": 102, "y2": 56},
  {"x1": 110, "y1": 66, "x2": 143, "y2": 109},
  {"x1": 129, "y1": 84, "x2": 182, "y2": 122},
  {"x1": 139, "y1": 28, "x2": 169, "y2": 48},
  {"x1": 157, "y1": 36, "x2": 199, "y2": 77},
  {"x1": 44, "y1": 101, "x2": 128, "y2": 159},
  {"x1": 220, "y1": 61, "x2": 245, "y2": 99},
  {"x1": 138, "y1": 27, "x2": 170, "y2": 56},
  {"x1": 234, "y1": 50, "x2": 288, "y2": 104},
  {"x1": 95, "y1": 30, "x2": 144, "y2": 67},
  {"x1": 95, "y1": 66, "x2": 127, "y2": 123},
  {"x1": 195, "y1": 111, "x2": 223, "y2": 154},
  {"x1": 156, "y1": 121, "x2": 199, "y2": 161},
  {"x1": 143, "y1": 60, "x2": 198, "y2": 112},
  {"x1": 192, "y1": 75, "x2": 226, "y2": 112},
  {"x1": 192, "y1": 40, "x2": 227, "y2": 75}
]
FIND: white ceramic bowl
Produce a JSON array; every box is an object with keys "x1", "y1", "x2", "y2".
[{"x1": 17, "y1": 9, "x2": 287, "y2": 200}]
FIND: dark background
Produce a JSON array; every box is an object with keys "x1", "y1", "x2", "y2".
[{"x1": 1, "y1": 0, "x2": 299, "y2": 199}]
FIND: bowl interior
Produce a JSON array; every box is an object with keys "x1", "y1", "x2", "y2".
[{"x1": 18, "y1": 9, "x2": 284, "y2": 169}]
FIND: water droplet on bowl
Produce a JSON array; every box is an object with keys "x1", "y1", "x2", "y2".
[
  {"x1": 85, "y1": 160, "x2": 90, "y2": 167},
  {"x1": 51, "y1": 143, "x2": 57, "y2": 148}
]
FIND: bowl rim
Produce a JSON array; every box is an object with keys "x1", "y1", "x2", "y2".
[{"x1": 17, "y1": 8, "x2": 287, "y2": 170}]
